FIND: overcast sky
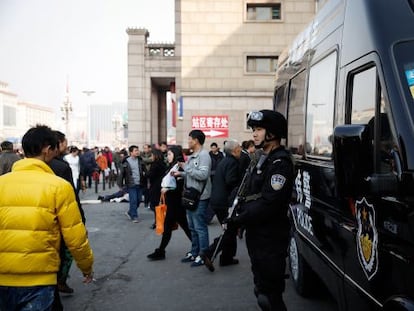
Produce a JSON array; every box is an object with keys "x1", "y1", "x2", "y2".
[{"x1": 0, "y1": 0, "x2": 174, "y2": 115}]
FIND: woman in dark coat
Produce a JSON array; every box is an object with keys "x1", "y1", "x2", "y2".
[
  {"x1": 147, "y1": 145, "x2": 192, "y2": 260},
  {"x1": 147, "y1": 149, "x2": 167, "y2": 229}
]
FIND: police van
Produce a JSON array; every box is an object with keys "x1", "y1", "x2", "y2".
[{"x1": 273, "y1": 0, "x2": 414, "y2": 309}]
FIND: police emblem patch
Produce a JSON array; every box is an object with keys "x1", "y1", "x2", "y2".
[
  {"x1": 271, "y1": 174, "x2": 286, "y2": 191},
  {"x1": 356, "y1": 197, "x2": 379, "y2": 280}
]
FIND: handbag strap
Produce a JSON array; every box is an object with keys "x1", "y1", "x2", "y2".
[
  {"x1": 199, "y1": 179, "x2": 207, "y2": 195},
  {"x1": 184, "y1": 177, "x2": 207, "y2": 195}
]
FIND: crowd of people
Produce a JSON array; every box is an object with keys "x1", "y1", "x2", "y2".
[{"x1": 0, "y1": 109, "x2": 294, "y2": 310}]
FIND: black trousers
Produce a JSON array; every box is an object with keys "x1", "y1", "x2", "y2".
[
  {"x1": 205, "y1": 208, "x2": 237, "y2": 261},
  {"x1": 245, "y1": 226, "x2": 289, "y2": 310},
  {"x1": 159, "y1": 203, "x2": 191, "y2": 251}
]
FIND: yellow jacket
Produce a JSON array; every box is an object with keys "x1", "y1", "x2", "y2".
[{"x1": 0, "y1": 158, "x2": 94, "y2": 286}]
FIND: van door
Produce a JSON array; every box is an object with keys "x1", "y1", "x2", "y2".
[
  {"x1": 340, "y1": 57, "x2": 411, "y2": 310},
  {"x1": 287, "y1": 52, "x2": 346, "y2": 305}
]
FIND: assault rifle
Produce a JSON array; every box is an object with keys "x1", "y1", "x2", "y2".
[{"x1": 205, "y1": 153, "x2": 268, "y2": 272}]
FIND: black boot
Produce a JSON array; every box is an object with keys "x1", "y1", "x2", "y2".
[
  {"x1": 257, "y1": 293, "x2": 286, "y2": 311},
  {"x1": 147, "y1": 248, "x2": 165, "y2": 260},
  {"x1": 219, "y1": 255, "x2": 239, "y2": 266}
]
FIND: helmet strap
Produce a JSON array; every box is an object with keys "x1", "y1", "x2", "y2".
[
  {"x1": 255, "y1": 131, "x2": 276, "y2": 149},
  {"x1": 255, "y1": 140, "x2": 265, "y2": 149}
]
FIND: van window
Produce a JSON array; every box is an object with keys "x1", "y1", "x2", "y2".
[
  {"x1": 274, "y1": 83, "x2": 287, "y2": 117},
  {"x1": 350, "y1": 66, "x2": 397, "y2": 173},
  {"x1": 351, "y1": 66, "x2": 376, "y2": 124},
  {"x1": 306, "y1": 52, "x2": 337, "y2": 158},
  {"x1": 287, "y1": 70, "x2": 307, "y2": 155},
  {"x1": 394, "y1": 40, "x2": 414, "y2": 118}
]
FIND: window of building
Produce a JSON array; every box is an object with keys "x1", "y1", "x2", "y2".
[
  {"x1": 245, "y1": 112, "x2": 251, "y2": 131},
  {"x1": 3, "y1": 105, "x2": 16, "y2": 126},
  {"x1": 306, "y1": 52, "x2": 337, "y2": 158},
  {"x1": 246, "y1": 3, "x2": 281, "y2": 21},
  {"x1": 246, "y1": 56, "x2": 278, "y2": 73}
]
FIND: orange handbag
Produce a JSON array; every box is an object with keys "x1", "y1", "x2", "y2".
[{"x1": 155, "y1": 193, "x2": 167, "y2": 235}]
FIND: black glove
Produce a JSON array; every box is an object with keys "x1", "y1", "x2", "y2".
[{"x1": 222, "y1": 216, "x2": 240, "y2": 230}]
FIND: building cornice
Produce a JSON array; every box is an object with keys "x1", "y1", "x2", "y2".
[{"x1": 179, "y1": 90, "x2": 273, "y2": 97}]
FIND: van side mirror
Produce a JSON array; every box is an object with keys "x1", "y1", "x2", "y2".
[{"x1": 333, "y1": 124, "x2": 372, "y2": 197}]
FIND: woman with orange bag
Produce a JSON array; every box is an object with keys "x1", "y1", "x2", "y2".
[
  {"x1": 147, "y1": 145, "x2": 192, "y2": 260},
  {"x1": 95, "y1": 150, "x2": 109, "y2": 182}
]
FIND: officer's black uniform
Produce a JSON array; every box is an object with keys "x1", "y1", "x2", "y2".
[{"x1": 227, "y1": 110, "x2": 294, "y2": 311}]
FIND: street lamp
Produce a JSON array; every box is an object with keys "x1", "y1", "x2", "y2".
[
  {"x1": 82, "y1": 90, "x2": 95, "y2": 147},
  {"x1": 112, "y1": 113, "x2": 122, "y2": 147},
  {"x1": 61, "y1": 89, "x2": 72, "y2": 142}
]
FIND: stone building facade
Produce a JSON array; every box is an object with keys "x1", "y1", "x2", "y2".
[{"x1": 127, "y1": 0, "x2": 320, "y2": 147}]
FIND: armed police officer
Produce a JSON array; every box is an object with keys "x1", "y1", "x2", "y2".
[{"x1": 224, "y1": 110, "x2": 294, "y2": 311}]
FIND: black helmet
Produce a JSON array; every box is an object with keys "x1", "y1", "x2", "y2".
[{"x1": 247, "y1": 110, "x2": 287, "y2": 139}]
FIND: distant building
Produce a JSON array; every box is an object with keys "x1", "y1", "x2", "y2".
[
  {"x1": 87, "y1": 102, "x2": 127, "y2": 148},
  {"x1": 0, "y1": 81, "x2": 55, "y2": 146},
  {"x1": 18, "y1": 101, "x2": 55, "y2": 129},
  {"x1": 0, "y1": 81, "x2": 19, "y2": 142}
]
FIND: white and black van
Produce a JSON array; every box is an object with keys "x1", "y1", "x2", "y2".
[{"x1": 273, "y1": 0, "x2": 414, "y2": 309}]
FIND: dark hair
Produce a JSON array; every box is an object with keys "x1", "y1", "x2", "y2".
[
  {"x1": 159, "y1": 141, "x2": 167, "y2": 146},
  {"x1": 168, "y1": 145, "x2": 184, "y2": 165},
  {"x1": 152, "y1": 149, "x2": 164, "y2": 162},
  {"x1": 210, "y1": 142, "x2": 218, "y2": 148},
  {"x1": 22, "y1": 125, "x2": 57, "y2": 157},
  {"x1": 70, "y1": 146, "x2": 79, "y2": 153},
  {"x1": 1, "y1": 141, "x2": 13, "y2": 151},
  {"x1": 189, "y1": 129, "x2": 206, "y2": 145},
  {"x1": 242, "y1": 140, "x2": 255, "y2": 149},
  {"x1": 128, "y1": 145, "x2": 139, "y2": 153},
  {"x1": 54, "y1": 130, "x2": 66, "y2": 143}
]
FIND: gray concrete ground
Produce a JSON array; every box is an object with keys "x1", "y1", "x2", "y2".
[{"x1": 60, "y1": 185, "x2": 336, "y2": 311}]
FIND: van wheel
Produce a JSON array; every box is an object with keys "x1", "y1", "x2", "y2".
[{"x1": 289, "y1": 233, "x2": 316, "y2": 297}]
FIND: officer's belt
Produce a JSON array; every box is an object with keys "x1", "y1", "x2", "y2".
[{"x1": 243, "y1": 193, "x2": 262, "y2": 202}]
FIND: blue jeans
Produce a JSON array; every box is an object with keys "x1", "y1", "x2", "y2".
[
  {"x1": 187, "y1": 199, "x2": 210, "y2": 256},
  {"x1": 127, "y1": 185, "x2": 142, "y2": 219},
  {"x1": 0, "y1": 285, "x2": 55, "y2": 311}
]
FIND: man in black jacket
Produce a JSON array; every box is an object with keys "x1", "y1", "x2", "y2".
[
  {"x1": 80, "y1": 147, "x2": 98, "y2": 189},
  {"x1": 239, "y1": 139, "x2": 255, "y2": 176},
  {"x1": 202, "y1": 139, "x2": 242, "y2": 269},
  {"x1": 117, "y1": 145, "x2": 145, "y2": 223},
  {"x1": 49, "y1": 131, "x2": 85, "y2": 310}
]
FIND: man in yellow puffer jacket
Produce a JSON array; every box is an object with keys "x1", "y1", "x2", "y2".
[{"x1": 0, "y1": 125, "x2": 94, "y2": 311}]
